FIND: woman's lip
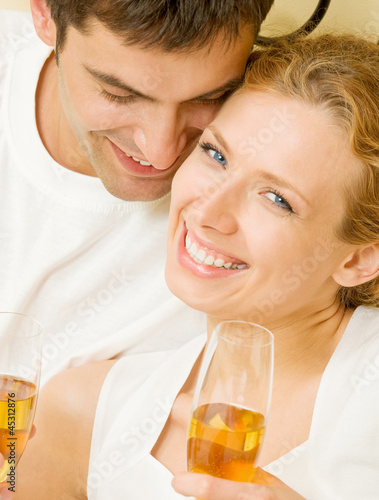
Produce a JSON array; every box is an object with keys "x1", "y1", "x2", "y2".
[
  {"x1": 107, "y1": 139, "x2": 175, "y2": 178},
  {"x1": 176, "y1": 225, "x2": 248, "y2": 278},
  {"x1": 185, "y1": 226, "x2": 247, "y2": 266}
]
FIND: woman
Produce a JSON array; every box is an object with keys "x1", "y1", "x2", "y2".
[{"x1": 14, "y1": 33, "x2": 379, "y2": 500}]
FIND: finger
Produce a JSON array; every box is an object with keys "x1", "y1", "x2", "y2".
[
  {"x1": 172, "y1": 472, "x2": 271, "y2": 500},
  {"x1": 29, "y1": 425, "x2": 37, "y2": 439},
  {"x1": 253, "y1": 468, "x2": 290, "y2": 488},
  {"x1": 0, "y1": 485, "x2": 13, "y2": 500}
]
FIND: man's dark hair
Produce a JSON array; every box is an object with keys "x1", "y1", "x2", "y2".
[{"x1": 45, "y1": 0, "x2": 274, "y2": 53}]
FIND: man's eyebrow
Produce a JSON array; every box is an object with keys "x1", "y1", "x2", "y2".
[
  {"x1": 84, "y1": 64, "x2": 244, "y2": 103},
  {"x1": 186, "y1": 77, "x2": 244, "y2": 102},
  {"x1": 84, "y1": 64, "x2": 156, "y2": 100}
]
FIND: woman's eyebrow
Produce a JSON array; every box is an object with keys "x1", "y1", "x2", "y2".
[
  {"x1": 254, "y1": 170, "x2": 310, "y2": 205},
  {"x1": 207, "y1": 125, "x2": 232, "y2": 155},
  {"x1": 207, "y1": 125, "x2": 310, "y2": 206}
]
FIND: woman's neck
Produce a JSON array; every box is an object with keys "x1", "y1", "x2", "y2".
[{"x1": 207, "y1": 302, "x2": 354, "y2": 375}]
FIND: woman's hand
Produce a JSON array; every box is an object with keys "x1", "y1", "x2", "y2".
[
  {"x1": 0, "y1": 454, "x2": 13, "y2": 500},
  {"x1": 172, "y1": 468, "x2": 306, "y2": 500}
]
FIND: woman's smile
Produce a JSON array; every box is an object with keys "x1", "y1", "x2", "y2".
[
  {"x1": 176, "y1": 224, "x2": 249, "y2": 279},
  {"x1": 165, "y1": 90, "x2": 359, "y2": 323}
]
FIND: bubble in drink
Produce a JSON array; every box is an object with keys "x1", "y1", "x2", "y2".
[{"x1": 188, "y1": 402, "x2": 265, "y2": 482}]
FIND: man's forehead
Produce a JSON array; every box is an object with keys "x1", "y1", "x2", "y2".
[{"x1": 64, "y1": 21, "x2": 252, "y2": 100}]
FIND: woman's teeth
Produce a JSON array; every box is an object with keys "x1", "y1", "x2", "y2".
[{"x1": 185, "y1": 233, "x2": 247, "y2": 270}]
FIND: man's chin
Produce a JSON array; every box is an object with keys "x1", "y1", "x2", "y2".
[{"x1": 101, "y1": 176, "x2": 173, "y2": 202}]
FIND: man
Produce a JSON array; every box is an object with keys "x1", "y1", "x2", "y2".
[{"x1": 0, "y1": 0, "x2": 274, "y2": 384}]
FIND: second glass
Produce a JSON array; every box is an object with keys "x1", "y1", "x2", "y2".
[
  {"x1": 0, "y1": 312, "x2": 42, "y2": 484},
  {"x1": 187, "y1": 320, "x2": 274, "y2": 482}
]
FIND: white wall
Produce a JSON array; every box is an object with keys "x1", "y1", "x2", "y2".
[{"x1": 0, "y1": 0, "x2": 378, "y2": 41}]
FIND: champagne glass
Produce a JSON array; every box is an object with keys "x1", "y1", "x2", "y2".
[
  {"x1": 187, "y1": 320, "x2": 274, "y2": 482},
  {"x1": 0, "y1": 312, "x2": 42, "y2": 484}
]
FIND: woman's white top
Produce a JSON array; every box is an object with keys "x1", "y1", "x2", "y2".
[{"x1": 88, "y1": 306, "x2": 379, "y2": 499}]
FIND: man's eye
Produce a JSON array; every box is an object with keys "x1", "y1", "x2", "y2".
[
  {"x1": 194, "y1": 94, "x2": 229, "y2": 106},
  {"x1": 100, "y1": 89, "x2": 135, "y2": 104}
]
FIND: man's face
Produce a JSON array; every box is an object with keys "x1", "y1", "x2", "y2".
[{"x1": 53, "y1": 21, "x2": 254, "y2": 201}]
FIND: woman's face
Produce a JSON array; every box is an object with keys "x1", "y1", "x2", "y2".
[{"x1": 166, "y1": 90, "x2": 361, "y2": 326}]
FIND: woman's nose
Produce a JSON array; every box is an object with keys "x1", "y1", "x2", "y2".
[{"x1": 190, "y1": 178, "x2": 240, "y2": 235}]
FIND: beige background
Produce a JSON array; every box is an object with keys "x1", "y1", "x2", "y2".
[
  {"x1": 0, "y1": 0, "x2": 29, "y2": 9},
  {"x1": 0, "y1": 0, "x2": 378, "y2": 40}
]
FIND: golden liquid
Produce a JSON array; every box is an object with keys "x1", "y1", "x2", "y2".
[
  {"x1": 0, "y1": 375, "x2": 37, "y2": 483},
  {"x1": 188, "y1": 402, "x2": 265, "y2": 482}
]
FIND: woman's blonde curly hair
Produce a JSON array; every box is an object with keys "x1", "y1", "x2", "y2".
[{"x1": 243, "y1": 33, "x2": 379, "y2": 308}]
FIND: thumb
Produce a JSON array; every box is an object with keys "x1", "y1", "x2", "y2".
[{"x1": 0, "y1": 486, "x2": 13, "y2": 500}]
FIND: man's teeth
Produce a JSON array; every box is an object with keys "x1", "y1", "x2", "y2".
[
  {"x1": 185, "y1": 233, "x2": 247, "y2": 270},
  {"x1": 126, "y1": 154, "x2": 152, "y2": 166}
]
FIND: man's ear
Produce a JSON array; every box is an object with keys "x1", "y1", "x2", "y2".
[
  {"x1": 332, "y1": 244, "x2": 379, "y2": 287},
  {"x1": 30, "y1": 0, "x2": 56, "y2": 47}
]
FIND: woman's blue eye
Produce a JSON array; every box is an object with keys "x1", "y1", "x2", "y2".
[
  {"x1": 209, "y1": 149, "x2": 227, "y2": 166},
  {"x1": 265, "y1": 191, "x2": 293, "y2": 212},
  {"x1": 199, "y1": 142, "x2": 227, "y2": 167}
]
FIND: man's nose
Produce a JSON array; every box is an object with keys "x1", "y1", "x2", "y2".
[{"x1": 134, "y1": 108, "x2": 198, "y2": 170}]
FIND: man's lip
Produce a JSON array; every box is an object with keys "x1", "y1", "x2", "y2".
[{"x1": 107, "y1": 139, "x2": 177, "y2": 178}]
